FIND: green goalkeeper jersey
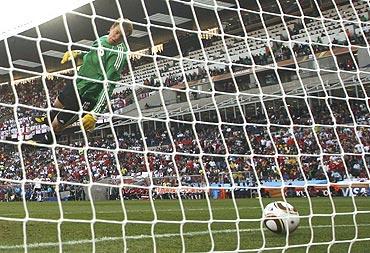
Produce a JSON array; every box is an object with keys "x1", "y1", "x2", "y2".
[{"x1": 76, "y1": 35, "x2": 128, "y2": 114}]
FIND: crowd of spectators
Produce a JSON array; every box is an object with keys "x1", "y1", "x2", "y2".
[{"x1": 0, "y1": 96, "x2": 369, "y2": 200}]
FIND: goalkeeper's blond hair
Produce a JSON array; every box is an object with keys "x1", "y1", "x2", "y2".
[{"x1": 112, "y1": 18, "x2": 133, "y2": 37}]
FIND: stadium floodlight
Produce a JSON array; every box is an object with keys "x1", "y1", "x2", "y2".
[{"x1": 0, "y1": 0, "x2": 91, "y2": 40}]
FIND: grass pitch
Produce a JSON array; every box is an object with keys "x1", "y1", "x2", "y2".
[{"x1": 0, "y1": 197, "x2": 369, "y2": 253}]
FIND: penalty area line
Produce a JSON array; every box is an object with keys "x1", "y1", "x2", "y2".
[{"x1": 1, "y1": 223, "x2": 370, "y2": 250}]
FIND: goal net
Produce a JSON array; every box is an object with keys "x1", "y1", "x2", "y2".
[{"x1": 0, "y1": 0, "x2": 370, "y2": 252}]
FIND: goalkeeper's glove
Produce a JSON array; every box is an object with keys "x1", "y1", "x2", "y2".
[
  {"x1": 60, "y1": 50, "x2": 82, "y2": 64},
  {"x1": 82, "y1": 113, "x2": 97, "y2": 132}
]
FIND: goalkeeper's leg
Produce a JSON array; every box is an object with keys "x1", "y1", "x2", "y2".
[
  {"x1": 32, "y1": 82, "x2": 93, "y2": 144},
  {"x1": 31, "y1": 97, "x2": 65, "y2": 144},
  {"x1": 34, "y1": 97, "x2": 63, "y2": 125}
]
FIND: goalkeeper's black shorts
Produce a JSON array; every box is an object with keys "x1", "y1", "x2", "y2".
[{"x1": 57, "y1": 82, "x2": 94, "y2": 127}]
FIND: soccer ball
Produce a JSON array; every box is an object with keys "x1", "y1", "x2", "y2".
[{"x1": 263, "y1": 201, "x2": 300, "y2": 234}]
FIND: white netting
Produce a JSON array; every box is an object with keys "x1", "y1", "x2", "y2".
[{"x1": 0, "y1": 0, "x2": 370, "y2": 252}]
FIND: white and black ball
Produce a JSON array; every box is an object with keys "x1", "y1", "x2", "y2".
[{"x1": 263, "y1": 201, "x2": 300, "y2": 234}]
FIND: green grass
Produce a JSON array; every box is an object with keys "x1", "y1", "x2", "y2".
[{"x1": 0, "y1": 197, "x2": 369, "y2": 252}]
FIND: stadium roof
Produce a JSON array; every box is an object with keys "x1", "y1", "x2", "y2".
[
  {"x1": 0, "y1": 0, "x2": 242, "y2": 82},
  {"x1": 0, "y1": 0, "x2": 349, "y2": 83}
]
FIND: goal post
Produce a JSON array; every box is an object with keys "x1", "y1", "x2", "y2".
[{"x1": 0, "y1": 0, "x2": 370, "y2": 252}]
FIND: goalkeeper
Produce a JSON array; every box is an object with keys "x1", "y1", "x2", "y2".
[{"x1": 35, "y1": 19, "x2": 132, "y2": 144}]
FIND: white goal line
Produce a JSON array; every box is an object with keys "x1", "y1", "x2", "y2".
[{"x1": 1, "y1": 223, "x2": 369, "y2": 250}]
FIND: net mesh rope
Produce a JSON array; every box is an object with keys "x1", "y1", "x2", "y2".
[{"x1": 0, "y1": 0, "x2": 370, "y2": 252}]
